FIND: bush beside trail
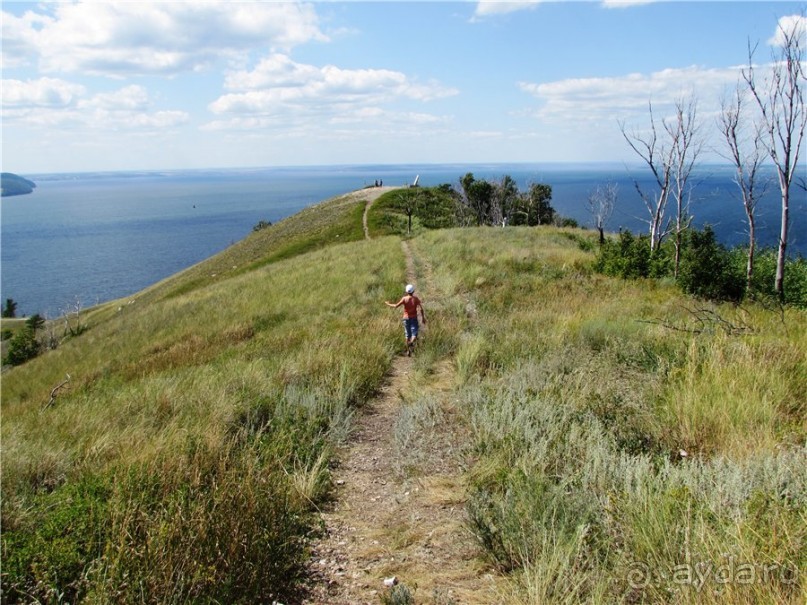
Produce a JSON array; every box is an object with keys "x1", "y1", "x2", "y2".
[{"x1": 595, "y1": 226, "x2": 807, "y2": 307}]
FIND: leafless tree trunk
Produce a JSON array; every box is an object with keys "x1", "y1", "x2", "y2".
[
  {"x1": 719, "y1": 85, "x2": 770, "y2": 294},
  {"x1": 396, "y1": 192, "x2": 418, "y2": 235},
  {"x1": 491, "y1": 175, "x2": 519, "y2": 227},
  {"x1": 743, "y1": 16, "x2": 806, "y2": 301},
  {"x1": 62, "y1": 297, "x2": 85, "y2": 337},
  {"x1": 668, "y1": 99, "x2": 704, "y2": 278},
  {"x1": 620, "y1": 102, "x2": 677, "y2": 253},
  {"x1": 587, "y1": 181, "x2": 618, "y2": 245}
]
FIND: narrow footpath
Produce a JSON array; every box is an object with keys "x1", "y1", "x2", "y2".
[{"x1": 302, "y1": 203, "x2": 499, "y2": 603}]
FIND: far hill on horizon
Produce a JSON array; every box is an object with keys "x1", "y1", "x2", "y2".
[{"x1": 1, "y1": 173, "x2": 36, "y2": 197}]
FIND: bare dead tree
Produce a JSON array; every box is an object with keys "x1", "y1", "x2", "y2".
[
  {"x1": 620, "y1": 101, "x2": 677, "y2": 253},
  {"x1": 743, "y1": 15, "x2": 806, "y2": 301},
  {"x1": 62, "y1": 297, "x2": 85, "y2": 337},
  {"x1": 668, "y1": 98, "x2": 704, "y2": 278},
  {"x1": 587, "y1": 181, "x2": 618, "y2": 244},
  {"x1": 719, "y1": 85, "x2": 771, "y2": 294},
  {"x1": 638, "y1": 305, "x2": 754, "y2": 336},
  {"x1": 42, "y1": 373, "x2": 71, "y2": 411}
]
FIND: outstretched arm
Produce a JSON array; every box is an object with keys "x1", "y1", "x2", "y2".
[{"x1": 385, "y1": 298, "x2": 403, "y2": 308}]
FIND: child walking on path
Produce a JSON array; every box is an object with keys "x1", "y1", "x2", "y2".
[{"x1": 385, "y1": 284, "x2": 426, "y2": 356}]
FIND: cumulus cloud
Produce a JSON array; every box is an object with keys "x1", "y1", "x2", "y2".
[
  {"x1": 768, "y1": 14, "x2": 806, "y2": 47},
  {"x1": 0, "y1": 9, "x2": 48, "y2": 69},
  {"x1": 473, "y1": 1, "x2": 543, "y2": 20},
  {"x1": 1, "y1": 1, "x2": 325, "y2": 77},
  {"x1": 2, "y1": 78, "x2": 85, "y2": 108},
  {"x1": 2, "y1": 79, "x2": 189, "y2": 130},
  {"x1": 208, "y1": 53, "x2": 457, "y2": 126},
  {"x1": 519, "y1": 64, "x2": 741, "y2": 124}
]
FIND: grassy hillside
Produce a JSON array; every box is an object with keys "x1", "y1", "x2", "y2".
[{"x1": 2, "y1": 189, "x2": 805, "y2": 603}]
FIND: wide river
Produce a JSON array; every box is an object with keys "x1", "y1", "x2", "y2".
[{"x1": 2, "y1": 163, "x2": 804, "y2": 317}]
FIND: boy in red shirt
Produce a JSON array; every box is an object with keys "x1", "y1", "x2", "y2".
[{"x1": 385, "y1": 284, "x2": 426, "y2": 356}]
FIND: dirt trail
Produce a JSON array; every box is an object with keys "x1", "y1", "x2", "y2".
[
  {"x1": 302, "y1": 236, "x2": 499, "y2": 604},
  {"x1": 361, "y1": 186, "x2": 395, "y2": 240}
]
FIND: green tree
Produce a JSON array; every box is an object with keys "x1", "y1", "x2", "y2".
[
  {"x1": 461, "y1": 173, "x2": 495, "y2": 226},
  {"x1": 513, "y1": 183, "x2": 555, "y2": 226},
  {"x1": 2, "y1": 298, "x2": 18, "y2": 318},
  {"x1": 3, "y1": 313, "x2": 46, "y2": 366},
  {"x1": 4, "y1": 326, "x2": 40, "y2": 366}
]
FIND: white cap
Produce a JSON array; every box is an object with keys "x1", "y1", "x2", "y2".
[{"x1": 405, "y1": 284, "x2": 415, "y2": 294}]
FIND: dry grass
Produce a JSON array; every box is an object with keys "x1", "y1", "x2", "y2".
[{"x1": 3, "y1": 207, "x2": 804, "y2": 604}]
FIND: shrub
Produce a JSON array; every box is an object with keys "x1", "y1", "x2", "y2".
[
  {"x1": 553, "y1": 215, "x2": 579, "y2": 228},
  {"x1": 595, "y1": 230, "x2": 652, "y2": 279},
  {"x1": 678, "y1": 226, "x2": 744, "y2": 302},
  {"x1": 380, "y1": 582, "x2": 417, "y2": 605},
  {"x1": 3, "y1": 325, "x2": 40, "y2": 366},
  {"x1": 735, "y1": 247, "x2": 807, "y2": 308}
]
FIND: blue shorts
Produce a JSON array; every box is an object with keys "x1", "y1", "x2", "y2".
[{"x1": 403, "y1": 317, "x2": 419, "y2": 340}]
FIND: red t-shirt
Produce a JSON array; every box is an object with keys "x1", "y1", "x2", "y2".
[{"x1": 400, "y1": 295, "x2": 421, "y2": 319}]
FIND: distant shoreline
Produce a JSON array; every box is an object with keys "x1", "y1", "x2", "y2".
[
  {"x1": 19, "y1": 161, "x2": 738, "y2": 181},
  {"x1": 0, "y1": 173, "x2": 36, "y2": 197}
]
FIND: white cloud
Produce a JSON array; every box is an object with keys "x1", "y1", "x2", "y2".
[
  {"x1": 768, "y1": 14, "x2": 807, "y2": 48},
  {"x1": 519, "y1": 64, "x2": 742, "y2": 124},
  {"x1": 2, "y1": 80, "x2": 189, "y2": 130},
  {"x1": 209, "y1": 54, "x2": 457, "y2": 124},
  {"x1": 472, "y1": 0, "x2": 658, "y2": 19},
  {"x1": 0, "y1": 9, "x2": 48, "y2": 69},
  {"x1": 86, "y1": 85, "x2": 151, "y2": 112},
  {"x1": 601, "y1": 0, "x2": 657, "y2": 9},
  {"x1": 2, "y1": 1, "x2": 325, "y2": 77},
  {"x1": 473, "y1": 1, "x2": 543, "y2": 20},
  {"x1": 1, "y1": 78, "x2": 85, "y2": 108}
]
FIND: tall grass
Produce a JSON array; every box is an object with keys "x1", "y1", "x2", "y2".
[
  {"x1": 412, "y1": 226, "x2": 806, "y2": 603},
  {"x1": 4, "y1": 209, "x2": 804, "y2": 603},
  {"x1": 2, "y1": 223, "x2": 406, "y2": 602}
]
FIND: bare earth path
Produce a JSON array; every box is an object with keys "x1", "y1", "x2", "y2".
[
  {"x1": 302, "y1": 223, "x2": 500, "y2": 603},
  {"x1": 362, "y1": 186, "x2": 395, "y2": 240}
]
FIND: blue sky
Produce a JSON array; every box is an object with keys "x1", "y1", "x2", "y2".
[{"x1": 1, "y1": 1, "x2": 804, "y2": 173}]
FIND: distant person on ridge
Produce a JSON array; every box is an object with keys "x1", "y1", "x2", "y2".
[{"x1": 385, "y1": 284, "x2": 426, "y2": 356}]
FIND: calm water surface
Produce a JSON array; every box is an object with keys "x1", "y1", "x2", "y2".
[{"x1": 2, "y1": 164, "x2": 804, "y2": 317}]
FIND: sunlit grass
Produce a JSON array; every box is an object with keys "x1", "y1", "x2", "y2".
[
  {"x1": 1, "y1": 215, "x2": 406, "y2": 601},
  {"x1": 411, "y1": 225, "x2": 806, "y2": 604},
  {"x1": 3, "y1": 208, "x2": 805, "y2": 603}
]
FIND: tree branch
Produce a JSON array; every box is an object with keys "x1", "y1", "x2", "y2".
[{"x1": 42, "y1": 373, "x2": 71, "y2": 412}]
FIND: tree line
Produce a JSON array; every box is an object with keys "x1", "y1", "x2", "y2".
[{"x1": 618, "y1": 16, "x2": 805, "y2": 303}]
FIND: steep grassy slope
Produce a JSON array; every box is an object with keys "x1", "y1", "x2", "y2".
[
  {"x1": 1, "y1": 191, "x2": 402, "y2": 603},
  {"x1": 3, "y1": 190, "x2": 805, "y2": 604}
]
